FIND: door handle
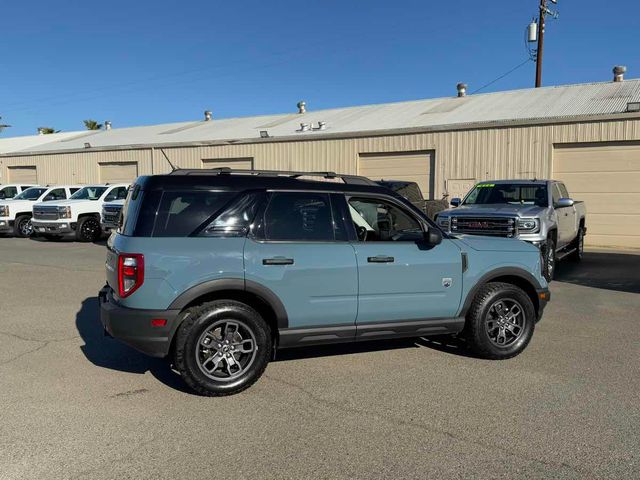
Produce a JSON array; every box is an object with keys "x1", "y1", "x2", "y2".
[
  {"x1": 367, "y1": 256, "x2": 395, "y2": 263},
  {"x1": 262, "y1": 257, "x2": 294, "y2": 266}
]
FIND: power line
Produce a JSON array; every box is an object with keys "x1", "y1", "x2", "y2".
[{"x1": 471, "y1": 58, "x2": 533, "y2": 95}]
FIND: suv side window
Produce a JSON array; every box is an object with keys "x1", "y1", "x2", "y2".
[
  {"x1": 263, "y1": 192, "x2": 335, "y2": 241},
  {"x1": 348, "y1": 196, "x2": 423, "y2": 242},
  {"x1": 43, "y1": 188, "x2": 67, "y2": 201},
  {"x1": 198, "y1": 192, "x2": 264, "y2": 237}
]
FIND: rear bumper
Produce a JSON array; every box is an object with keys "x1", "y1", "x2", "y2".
[
  {"x1": 32, "y1": 220, "x2": 74, "y2": 234},
  {"x1": 536, "y1": 287, "x2": 550, "y2": 321},
  {"x1": 99, "y1": 286, "x2": 180, "y2": 358}
]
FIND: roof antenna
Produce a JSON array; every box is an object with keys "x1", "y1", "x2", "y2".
[{"x1": 160, "y1": 148, "x2": 178, "y2": 171}]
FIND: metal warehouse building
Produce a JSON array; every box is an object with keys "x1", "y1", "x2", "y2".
[{"x1": 1, "y1": 75, "x2": 640, "y2": 248}]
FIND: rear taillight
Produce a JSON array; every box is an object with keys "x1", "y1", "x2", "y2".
[{"x1": 117, "y1": 253, "x2": 144, "y2": 298}]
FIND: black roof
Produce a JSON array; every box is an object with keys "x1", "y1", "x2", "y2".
[{"x1": 138, "y1": 168, "x2": 391, "y2": 196}]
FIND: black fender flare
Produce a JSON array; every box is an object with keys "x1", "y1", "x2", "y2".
[
  {"x1": 168, "y1": 278, "x2": 288, "y2": 329},
  {"x1": 459, "y1": 267, "x2": 544, "y2": 316}
]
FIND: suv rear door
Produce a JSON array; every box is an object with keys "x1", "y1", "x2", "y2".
[
  {"x1": 244, "y1": 191, "x2": 358, "y2": 332},
  {"x1": 344, "y1": 193, "x2": 463, "y2": 325}
]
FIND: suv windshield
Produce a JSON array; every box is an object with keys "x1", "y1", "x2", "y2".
[
  {"x1": 70, "y1": 186, "x2": 107, "y2": 200},
  {"x1": 464, "y1": 183, "x2": 548, "y2": 207},
  {"x1": 14, "y1": 187, "x2": 47, "y2": 200}
]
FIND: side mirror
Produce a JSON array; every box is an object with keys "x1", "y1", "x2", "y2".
[
  {"x1": 424, "y1": 228, "x2": 443, "y2": 246},
  {"x1": 556, "y1": 197, "x2": 574, "y2": 208},
  {"x1": 450, "y1": 197, "x2": 461, "y2": 207}
]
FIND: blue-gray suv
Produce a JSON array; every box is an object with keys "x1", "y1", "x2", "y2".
[{"x1": 100, "y1": 169, "x2": 550, "y2": 396}]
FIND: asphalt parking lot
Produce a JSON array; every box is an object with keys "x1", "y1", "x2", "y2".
[{"x1": 0, "y1": 238, "x2": 638, "y2": 479}]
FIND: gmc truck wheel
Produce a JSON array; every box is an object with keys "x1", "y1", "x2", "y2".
[
  {"x1": 463, "y1": 282, "x2": 535, "y2": 360},
  {"x1": 174, "y1": 300, "x2": 272, "y2": 396},
  {"x1": 14, "y1": 215, "x2": 33, "y2": 238},
  {"x1": 76, "y1": 217, "x2": 101, "y2": 242},
  {"x1": 543, "y1": 238, "x2": 556, "y2": 281}
]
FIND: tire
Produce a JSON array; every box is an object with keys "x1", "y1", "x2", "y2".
[
  {"x1": 570, "y1": 227, "x2": 584, "y2": 262},
  {"x1": 543, "y1": 237, "x2": 556, "y2": 282},
  {"x1": 174, "y1": 300, "x2": 271, "y2": 396},
  {"x1": 14, "y1": 215, "x2": 33, "y2": 238},
  {"x1": 75, "y1": 216, "x2": 102, "y2": 242},
  {"x1": 463, "y1": 282, "x2": 536, "y2": 360}
]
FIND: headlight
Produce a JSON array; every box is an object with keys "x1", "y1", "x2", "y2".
[
  {"x1": 0, "y1": 205, "x2": 8, "y2": 216},
  {"x1": 517, "y1": 218, "x2": 539, "y2": 232},
  {"x1": 58, "y1": 206, "x2": 72, "y2": 219},
  {"x1": 437, "y1": 217, "x2": 450, "y2": 229}
]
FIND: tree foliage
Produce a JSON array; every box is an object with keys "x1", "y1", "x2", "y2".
[{"x1": 83, "y1": 119, "x2": 103, "y2": 130}]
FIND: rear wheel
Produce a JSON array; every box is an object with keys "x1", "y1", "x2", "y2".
[
  {"x1": 463, "y1": 282, "x2": 535, "y2": 360},
  {"x1": 174, "y1": 300, "x2": 271, "y2": 396},
  {"x1": 14, "y1": 215, "x2": 33, "y2": 238},
  {"x1": 75, "y1": 216, "x2": 102, "y2": 242},
  {"x1": 570, "y1": 227, "x2": 584, "y2": 262}
]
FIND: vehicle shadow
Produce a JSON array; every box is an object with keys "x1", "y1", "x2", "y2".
[
  {"x1": 555, "y1": 250, "x2": 640, "y2": 294},
  {"x1": 75, "y1": 296, "x2": 193, "y2": 394},
  {"x1": 29, "y1": 235, "x2": 108, "y2": 247}
]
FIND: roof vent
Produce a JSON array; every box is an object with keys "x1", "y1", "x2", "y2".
[
  {"x1": 613, "y1": 65, "x2": 626, "y2": 82},
  {"x1": 299, "y1": 122, "x2": 310, "y2": 132},
  {"x1": 297, "y1": 101, "x2": 306, "y2": 114},
  {"x1": 104, "y1": 121, "x2": 112, "y2": 130},
  {"x1": 204, "y1": 110, "x2": 213, "y2": 121},
  {"x1": 317, "y1": 121, "x2": 326, "y2": 131},
  {"x1": 456, "y1": 83, "x2": 467, "y2": 97}
]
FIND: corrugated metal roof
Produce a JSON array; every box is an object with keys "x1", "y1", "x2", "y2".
[
  {"x1": 0, "y1": 131, "x2": 87, "y2": 154},
  {"x1": 3, "y1": 79, "x2": 640, "y2": 155}
]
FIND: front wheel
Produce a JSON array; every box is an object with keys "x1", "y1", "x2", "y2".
[
  {"x1": 75, "y1": 217, "x2": 102, "y2": 242},
  {"x1": 463, "y1": 282, "x2": 535, "y2": 360},
  {"x1": 174, "y1": 300, "x2": 272, "y2": 396},
  {"x1": 14, "y1": 215, "x2": 34, "y2": 238}
]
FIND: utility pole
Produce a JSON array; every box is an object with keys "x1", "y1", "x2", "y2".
[{"x1": 535, "y1": 0, "x2": 546, "y2": 88}]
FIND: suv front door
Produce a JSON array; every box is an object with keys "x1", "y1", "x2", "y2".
[
  {"x1": 345, "y1": 194, "x2": 463, "y2": 326},
  {"x1": 244, "y1": 191, "x2": 358, "y2": 334}
]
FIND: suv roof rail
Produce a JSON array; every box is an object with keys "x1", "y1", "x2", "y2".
[{"x1": 168, "y1": 167, "x2": 378, "y2": 185}]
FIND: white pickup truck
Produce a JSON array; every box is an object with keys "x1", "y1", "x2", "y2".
[
  {"x1": 32, "y1": 184, "x2": 129, "y2": 242},
  {"x1": 0, "y1": 185, "x2": 82, "y2": 237},
  {"x1": 0, "y1": 184, "x2": 38, "y2": 200}
]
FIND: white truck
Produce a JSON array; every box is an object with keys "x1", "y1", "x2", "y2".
[
  {"x1": 0, "y1": 184, "x2": 38, "y2": 200},
  {"x1": 100, "y1": 199, "x2": 125, "y2": 232},
  {"x1": 32, "y1": 184, "x2": 129, "y2": 242},
  {"x1": 0, "y1": 185, "x2": 82, "y2": 237}
]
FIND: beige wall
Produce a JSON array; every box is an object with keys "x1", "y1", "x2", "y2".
[{"x1": 1, "y1": 117, "x2": 639, "y2": 203}]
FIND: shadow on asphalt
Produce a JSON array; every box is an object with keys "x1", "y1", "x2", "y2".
[
  {"x1": 555, "y1": 251, "x2": 640, "y2": 294},
  {"x1": 29, "y1": 235, "x2": 108, "y2": 247},
  {"x1": 75, "y1": 297, "x2": 194, "y2": 394}
]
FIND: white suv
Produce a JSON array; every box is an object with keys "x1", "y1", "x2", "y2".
[
  {"x1": 0, "y1": 184, "x2": 38, "y2": 200},
  {"x1": 32, "y1": 184, "x2": 129, "y2": 242},
  {"x1": 0, "y1": 185, "x2": 82, "y2": 237}
]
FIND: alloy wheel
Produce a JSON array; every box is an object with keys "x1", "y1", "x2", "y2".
[
  {"x1": 196, "y1": 320, "x2": 258, "y2": 381},
  {"x1": 485, "y1": 298, "x2": 526, "y2": 347},
  {"x1": 19, "y1": 219, "x2": 33, "y2": 237},
  {"x1": 82, "y1": 219, "x2": 100, "y2": 240}
]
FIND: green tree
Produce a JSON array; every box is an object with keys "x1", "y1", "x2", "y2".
[
  {"x1": 83, "y1": 119, "x2": 103, "y2": 130},
  {"x1": 39, "y1": 127, "x2": 60, "y2": 134}
]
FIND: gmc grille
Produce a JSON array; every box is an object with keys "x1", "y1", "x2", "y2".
[
  {"x1": 451, "y1": 217, "x2": 517, "y2": 238},
  {"x1": 33, "y1": 206, "x2": 60, "y2": 221}
]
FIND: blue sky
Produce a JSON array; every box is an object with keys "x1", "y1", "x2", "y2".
[{"x1": 1, "y1": 0, "x2": 638, "y2": 137}]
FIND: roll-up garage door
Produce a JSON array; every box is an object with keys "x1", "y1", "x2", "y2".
[
  {"x1": 99, "y1": 162, "x2": 139, "y2": 183},
  {"x1": 202, "y1": 158, "x2": 253, "y2": 170},
  {"x1": 358, "y1": 152, "x2": 434, "y2": 199},
  {"x1": 553, "y1": 143, "x2": 640, "y2": 249},
  {"x1": 8, "y1": 166, "x2": 38, "y2": 183}
]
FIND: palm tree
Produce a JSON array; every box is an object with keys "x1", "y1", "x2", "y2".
[
  {"x1": 83, "y1": 119, "x2": 103, "y2": 130},
  {"x1": 39, "y1": 127, "x2": 60, "y2": 134},
  {"x1": 0, "y1": 116, "x2": 10, "y2": 133}
]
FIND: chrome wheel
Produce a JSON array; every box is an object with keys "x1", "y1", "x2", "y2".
[
  {"x1": 545, "y1": 242, "x2": 555, "y2": 280},
  {"x1": 485, "y1": 298, "x2": 526, "y2": 347},
  {"x1": 19, "y1": 218, "x2": 33, "y2": 237},
  {"x1": 196, "y1": 320, "x2": 257, "y2": 382}
]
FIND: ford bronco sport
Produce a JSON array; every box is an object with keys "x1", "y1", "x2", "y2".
[{"x1": 100, "y1": 169, "x2": 550, "y2": 396}]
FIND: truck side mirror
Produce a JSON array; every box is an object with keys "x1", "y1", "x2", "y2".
[
  {"x1": 450, "y1": 197, "x2": 461, "y2": 207},
  {"x1": 423, "y1": 228, "x2": 442, "y2": 246},
  {"x1": 557, "y1": 198, "x2": 574, "y2": 208}
]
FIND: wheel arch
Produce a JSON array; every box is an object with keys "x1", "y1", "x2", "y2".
[
  {"x1": 77, "y1": 212, "x2": 101, "y2": 221},
  {"x1": 460, "y1": 268, "x2": 543, "y2": 318}
]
